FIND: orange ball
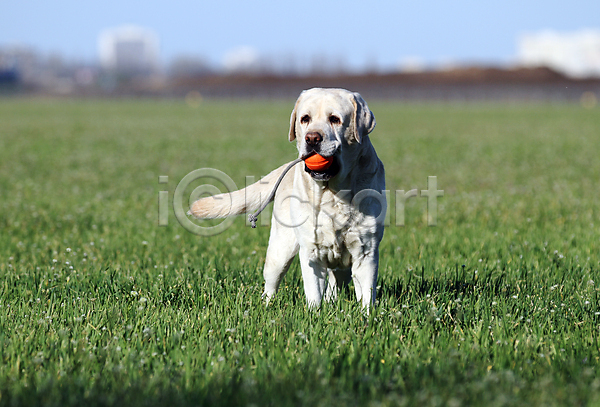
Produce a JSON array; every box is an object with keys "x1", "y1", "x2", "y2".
[{"x1": 304, "y1": 153, "x2": 334, "y2": 171}]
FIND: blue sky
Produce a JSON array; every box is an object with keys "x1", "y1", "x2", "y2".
[{"x1": 1, "y1": 0, "x2": 598, "y2": 70}]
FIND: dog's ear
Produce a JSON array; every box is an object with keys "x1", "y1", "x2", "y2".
[
  {"x1": 350, "y1": 92, "x2": 376, "y2": 144},
  {"x1": 288, "y1": 92, "x2": 305, "y2": 142}
]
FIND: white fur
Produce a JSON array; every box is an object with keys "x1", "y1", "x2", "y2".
[{"x1": 190, "y1": 88, "x2": 386, "y2": 310}]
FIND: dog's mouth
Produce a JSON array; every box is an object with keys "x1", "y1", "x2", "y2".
[{"x1": 302, "y1": 152, "x2": 340, "y2": 181}]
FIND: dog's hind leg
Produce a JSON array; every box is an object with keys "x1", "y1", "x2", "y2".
[
  {"x1": 262, "y1": 221, "x2": 299, "y2": 303},
  {"x1": 351, "y1": 250, "x2": 380, "y2": 311},
  {"x1": 325, "y1": 268, "x2": 352, "y2": 302}
]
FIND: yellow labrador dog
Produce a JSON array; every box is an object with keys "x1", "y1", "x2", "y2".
[{"x1": 190, "y1": 88, "x2": 386, "y2": 310}]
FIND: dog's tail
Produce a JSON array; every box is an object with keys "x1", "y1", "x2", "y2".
[{"x1": 188, "y1": 161, "x2": 296, "y2": 219}]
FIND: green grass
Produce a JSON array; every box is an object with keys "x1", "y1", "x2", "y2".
[{"x1": 0, "y1": 97, "x2": 599, "y2": 406}]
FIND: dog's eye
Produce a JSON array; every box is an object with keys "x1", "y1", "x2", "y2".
[
  {"x1": 329, "y1": 115, "x2": 341, "y2": 125},
  {"x1": 300, "y1": 115, "x2": 311, "y2": 124}
]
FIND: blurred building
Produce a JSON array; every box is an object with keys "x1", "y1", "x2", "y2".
[
  {"x1": 0, "y1": 46, "x2": 38, "y2": 84},
  {"x1": 98, "y1": 25, "x2": 160, "y2": 75},
  {"x1": 0, "y1": 45, "x2": 98, "y2": 93},
  {"x1": 518, "y1": 29, "x2": 600, "y2": 78}
]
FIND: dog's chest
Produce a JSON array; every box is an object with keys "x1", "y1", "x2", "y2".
[{"x1": 309, "y1": 188, "x2": 377, "y2": 268}]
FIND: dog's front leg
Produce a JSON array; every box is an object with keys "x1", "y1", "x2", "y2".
[
  {"x1": 262, "y1": 221, "x2": 299, "y2": 303},
  {"x1": 298, "y1": 247, "x2": 328, "y2": 309}
]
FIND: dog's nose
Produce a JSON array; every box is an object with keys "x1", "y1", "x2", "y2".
[{"x1": 305, "y1": 132, "x2": 322, "y2": 146}]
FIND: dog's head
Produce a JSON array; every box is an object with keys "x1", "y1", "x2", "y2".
[{"x1": 289, "y1": 88, "x2": 376, "y2": 181}]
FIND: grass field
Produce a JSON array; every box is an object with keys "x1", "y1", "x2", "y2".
[{"x1": 1, "y1": 97, "x2": 599, "y2": 406}]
